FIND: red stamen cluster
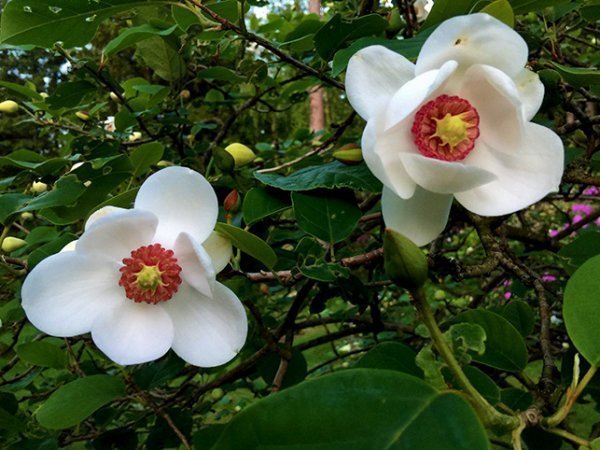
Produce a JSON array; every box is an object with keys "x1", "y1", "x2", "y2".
[
  {"x1": 119, "y1": 244, "x2": 182, "y2": 304},
  {"x1": 411, "y1": 94, "x2": 480, "y2": 162}
]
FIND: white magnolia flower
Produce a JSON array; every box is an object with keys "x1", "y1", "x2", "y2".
[
  {"x1": 22, "y1": 166, "x2": 247, "y2": 367},
  {"x1": 414, "y1": 0, "x2": 434, "y2": 22},
  {"x1": 346, "y1": 13, "x2": 563, "y2": 246},
  {"x1": 103, "y1": 116, "x2": 115, "y2": 132}
]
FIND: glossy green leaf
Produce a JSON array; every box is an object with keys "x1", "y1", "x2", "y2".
[
  {"x1": 444, "y1": 366, "x2": 501, "y2": 406},
  {"x1": 292, "y1": 192, "x2": 362, "y2": 244},
  {"x1": 257, "y1": 349, "x2": 308, "y2": 389},
  {"x1": 509, "y1": 0, "x2": 570, "y2": 14},
  {"x1": 17, "y1": 175, "x2": 86, "y2": 214},
  {"x1": 331, "y1": 32, "x2": 430, "y2": 76},
  {"x1": 501, "y1": 388, "x2": 533, "y2": 411},
  {"x1": 255, "y1": 161, "x2": 382, "y2": 192},
  {"x1": 36, "y1": 375, "x2": 125, "y2": 429},
  {"x1": 0, "y1": 193, "x2": 32, "y2": 225},
  {"x1": 497, "y1": 300, "x2": 535, "y2": 337},
  {"x1": 551, "y1": 62, "x2": 600, "y2": 87},
  {"x1": 130, "y1": 142, "x2": 164, "y2": 177},
  {"x1": 314, "y1": 13, "x2": 388, "y2": 60},
  {"x1": 47, "y1": 81, "x2": 97, "y2": 110},
  {"x1": 0, "y1": 0, "x2": 167, "y2": 48},
  {"x1": 480, "y1": 0, "x2": 515, "y2": 27},
  {"x1": 563, "y1": 254, "x2": 600, "y2": 366},
  {"x1": 16, "y1": 341, "x2": 67, "y2": 369},
  {"x1": 356, "y1": 342, "x2": 422, "y2": 378},
  {"x1": 450, "y1": 309, "x2": 528, "y2": 372},
  {"x1": 559, "y1": 229, "x2": 600, "y2": 274},
  {"x1": 0, "y1": 150, "x2": 75, "y2": 175},
  {"x1": 423, "y1": 0, "x2": 478, "y2": 28},
  {"x1": 104, "y1": 24, "x2": 177, "y2": 56},
  {"x1": 242, "y1": 187, "x2": 290, "y2": 225},
  {"x1": 204, "y1": 0, "x2": 239, "y2": 22},
  {"x1": 171, "y1": 5, "x2": 202, "y2": 31},
  {"x1": 197, "y1": 67, "x2": 245, "y2": 83},
  {"x1": 136, "y1": 37, "x2": 186, "y2": 82},
  {"x1": 214, "y1": 223, "x2": 277, "y2": 269},
  {"x1": 212, "y1": 369, "x2": 489, "y2": 450},
  {"x1": 27, "y1": 233, "x2": 77, "y2": 268},
  {"x1": 0, "y1": 81, "x2": 43, "y2": 101},
  {"x1": 0, "y1": 408, "x2": 25, "y2": 432}
]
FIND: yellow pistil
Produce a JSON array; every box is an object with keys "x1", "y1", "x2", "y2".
[
  {"x1": 432, "y1": 113, "x2": 470, "y2": 148},
  {"x1": 135, "y1": 265, "x2": 163, "y2": 291}
]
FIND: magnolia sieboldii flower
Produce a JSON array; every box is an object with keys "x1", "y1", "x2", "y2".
[
  {"x1": 345, "y1": 13, "x2": 564, "y2": 246},
  {"x1": 414, "y1": 0, "x2": 434, "y2": 22},
  {"x1": 22, "y1": 166, "x2": 247, "y2": 366}
]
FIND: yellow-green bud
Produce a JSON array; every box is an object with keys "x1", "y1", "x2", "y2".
[
  {"x1": 225, "y1": 143, "x2": 256, "y2": 167},
  {"x1": 156, "y1": 160, "x2": 173, "y2": 167},
  {"x1": 333, "y1": 144, "x2": 363, "y2": 165},
  {"x1": 31, "y1": 181, "x2": 48, "y2": 193},
  {"x1": 128, "y1": 131, "x2": 142, "y2": 142},
  {"x1": 39, "y1": 92, "x2": 49, "y2": 99},
  {"x1": 76, "y1": 111, "x2": 90, "y2": 121},
  {"x1": 384, "y1": 229, "x2": 429, "y2": 289},
  {"x1": 2, "y1": 237, "x2": 27, "y2": 253},
  {"x1": 179, "y1": 89, "x2": 191, "y2": 99},
  {"x1": 210, "y1": 388, "x2": 224, "y2": 401},
  {"x1": 20, "y1": 212, "x2": 34, "y2": 221},
  {"x1": 0, "y1": 100, "x2": 19, "y2": 113},
  {"x1": 109, "y1": 91, "x2": 120, "y2": 102}
]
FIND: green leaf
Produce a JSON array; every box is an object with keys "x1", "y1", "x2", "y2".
[
  {"x1": 242, "y1": 188, "x2": 290, "y2": 225},
  {"x1": 36, "y1": 375, "x2": 126, "y2": 429},
  {"x1": 47, "y1": 81, "x2": 97, "y2": 110},
  {"x1": 501, "y1": 388, "x2": 533, "y2": 411},
  {"x1": 171, "y1": 5, "x2": 202, "y2": 31},
  {"x1": 480, "y1": 0, "x2": 515, "y2": 27},
  {"x1": 498, "y1": 300, "x2": 535, "y2": 337},
  {"x1": 356, "y1": 342, "x2": 422, "y2": 378},
  {"x1": 314, "y1": 13, "x2": 388, "y2": 61},
  {"x1": 423, "y1": 0, "x2": 478, "y2": 28},
  {"x1": 0, "y1": 0, "x2": 168, "y2": 48},
  {"x1": 255, "y1": 161, "x2": 382, "y2": 192},
  {"x1": 28, "y1": 233, "x2": 77, "y2": 268},
  {"x1": 214, "y1": 223, "x2": 277, "y2": 269},
  {"x1": 130, "y1": 142, "x2": 164, "y2": 177},
  {"x1": 197, "y1": 67, "x2": 245, "y2": 83},
  {"x1": 551, "y1": 62, "x2": 600, "y2": 87},
  {"x1": 559, "y1": 229, "x2": 600, "y2": 274},
  {"x1": 563, "y1": 254, "x2": 600, "y2": 366},
  {"x1": 104, "y1": 24, "x2": 177, "y2": 56},
  {"x1": 0, "y1": 81, "x2": 43, "y2": 101},
  {"x1": 136, "y1": 36, "x2": 186, "y2": 82},
  {"x1": 204, "y1": 0, "x2": 239, "y2": 22},
  {"x1": 446, "y1": 323, "x2": 486, "y2": 365},
  {"x1": 443, "y1": 366, "x2": 501, "y2": 405},
  {"x1": 509, "y1": 0, "x2": 570, "y2": 14},
  {"x1": 450, "y1": 309, "x2": 528, "y2": 372},
  {"x1": 132, "y1": 353, "x2": 186, "y2": 390},
  {"x1": 292, "y1": 192, "x2": 362, "y2": 244},
  {"x1": 581, "y1": 0, "x2": 600, "y2": 21},
  {"x1": 0, "y1": 193, "x2": 31, "y2": 225},
  {"x1": 331, "y1": 32, "x2": 430, "y2": 77},
  {"x1": 257, "y1": 349, "x2": 308, "y2": 389},
  {"x1": 416, "y1": 346, "x2": 447, "y2": 390},
  {"x1": 0, "y1": 408, "x2": 25, "y2": 432},
  {"x1": 17, "y1": 175, "x2": 86, "y2": 213},
  {"x1": 0, "y1": 150, "x2": 75, "y2": 175},
  {"x1": 16, "y1": 341, "x2": 67, "y2": 369},
  {"x1": 212, "y1": 369, "x2": 489, "y2": 450}
]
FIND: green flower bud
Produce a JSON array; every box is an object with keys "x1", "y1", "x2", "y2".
[
  {"x1": 31, "y1": 181, "x2": 48, "y2": 193},
  {"x1": 20, "y1": 212, "x2": 34, "y2": 221},
  {"x1": 333, "y1": 144, "x2": 363, "y2": 165},
  {"x1": 2, "y1": 237, "x2": 27, "y2": 253},
  {"x1": 0, "y1": 100, "x2": 19, "y2": 113},
  {"x1": 384, "y1": 229, "x2": 429, "y2": 289},
  {"x1": 225, "y1": 143, "x2": 256, "y2": 167},
  {"x1": 75, "y1": 111, "x2": 90, "y2": 121}
]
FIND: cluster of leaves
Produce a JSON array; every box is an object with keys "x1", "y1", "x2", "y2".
[{"x1": 0, "y1": 0, "x2": 599, "y2": 449}]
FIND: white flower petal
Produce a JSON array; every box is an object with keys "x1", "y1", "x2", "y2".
[
  {"x1": 76, "y1": 209, "x2": 158, "y2": 263},
  {"x1": 514, "y1": 68, "x2": 544, "y2": 121},
  {"x1": 135, "y1": 167, "x2": 218, "y2": 248},
  {"x1": 460, "y1": 64, "x2": 524, "y2": 153},
  {"x1": 22, "y1": 252, "x2": 122, "y2": 337},
  {"x1": 399, "y1": 153, "x2": 496, "y2": 194},
  {"x1": 203, "y1": 231, "x2": 233, "y2": 273},
  {"x1": 363, "y1": 115, "x2": 416, "y2": 199},
  {"x1": 174, "y1": 232, "x2": 216, "y2": 298},
  {"x1": 382, "y1": 186, "x2": 453, "y2": 246},
  {"x1": 164, "y1": 282, "x2": 247, "y2": 367},
  {"x1": 346, "y1": 45, "x2": 415, "y2": 121},
  {"x1": 92, "y1": 301, "x2": 174, "y2": 365},
  {"x1": 85, "y1": 206, "x2": 126, "y2": 230},
  {"x1": 385, "y1": 61, "x2": 458, "y2": 131},
  {"x1": 416, "y1": 13, "x2": 528, "y2": 78},
  {"x1": 455, "y1": 124, "x2": 564, "y2": 215}
]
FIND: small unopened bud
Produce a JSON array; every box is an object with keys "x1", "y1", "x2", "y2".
[
  {"x1": 128, "y1": 131, "x2": 142, "y2": 142},
  {"x1": 384, "y1": 229, "x2": 429, "y2": 289},
  {"x1": 333, "y1": 144, "x2": 363, "y2": 165},
  {"x1": 156, "y1": 160, "x2": 173, "y2": 167},
  {"x1": 20, "y1": 212, "x2": 34, "y2": 221},
  {"x1": 39, "y1": 92, "x2": 49, "y2": 99},
  {"x1": 210, "y1": 388, "x2": 224, "y2": 401},
  {"x1": 109, "y1": 91, "x2": 120, "y2": 102},
  {"x1": 2, "y1": 237, "x2": 27, "y2": 253},
  {"x1": 225, "y1": 143, "x2": 256, "y2": 168},
  {"x1": 224, "y1": 190, "x2": 241, "y2": 213},
  {"x1": 31, "y1": 181, "x2": 48, "y2": 193},
  {"x1": 179, "y1": 89, "x2": 191, "y2": 100},
  {"x1": 75, "y1": 111, "x2": 90, "y2": 121},
  {"x1": 0, "y1": 100, "x2": 19, "y2": 113}
]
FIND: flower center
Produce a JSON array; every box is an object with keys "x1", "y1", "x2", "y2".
[
  {"x1": 411, "y1": 95, "x2": 480, "y2": 162},
  {"x1": 119, "y1": 244, "x2": 182, "y2": 304}
]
